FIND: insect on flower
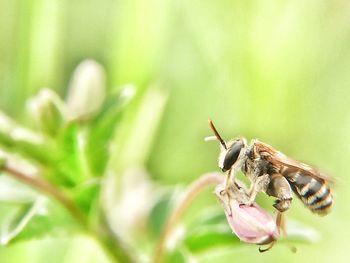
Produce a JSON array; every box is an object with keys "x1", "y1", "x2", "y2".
[
  {"x1": 206, "y1": 119, "x2": 334, "y2": 249},
  {"x1": 207, "y1": 119, "x2": 334, "y2": 215}
]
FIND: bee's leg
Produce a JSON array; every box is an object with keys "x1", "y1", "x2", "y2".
[
  {"x1": 224, "y1": 167, "x2": 241, "y2": 191},
  {"x1": 216, "y1": 187, "x2": 233, "y2": 216},
  {"x1": 247, "y1": 174, "x2": 270, "y2": 205},
  {"x1": 224, "y1": 168, "x2": 233, "y2": 190},
  {"x1": 276, "y1": 211, "x2": 287, "y2": 236},
  {"x1": 276, "y1": 210, "x2": 297, "y2": 253},
  {"x1": 267, "y1": 175, "x2": 297, "y2": 252},
  {"x1": 266, "y1": 174, "x2": 293, "y2": 212},
  {"x1": 222, "y1": 169, "x2": 236, "y2": 212},
  {"x1": 225, "y1": 155, "x2": 247, "y2": 190}
]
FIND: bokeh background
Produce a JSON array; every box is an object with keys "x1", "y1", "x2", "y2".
[{"x1": 1, "y1": 1, "x2": 350, "y2": 262}]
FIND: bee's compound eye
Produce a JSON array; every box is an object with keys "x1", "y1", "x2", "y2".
[{"x1": 222, "y1": 140, "x2": 244, "y2": 171}]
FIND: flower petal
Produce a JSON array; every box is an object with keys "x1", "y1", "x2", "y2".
[{"x1": 215, "y1": 184, "x2": 279, "y2": 245}]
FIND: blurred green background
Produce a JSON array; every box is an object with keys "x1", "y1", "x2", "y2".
[{"x1": 1, "y1": 0, "x2": 350, "y2": 262}]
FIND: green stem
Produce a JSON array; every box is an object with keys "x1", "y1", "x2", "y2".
[
  {"x1": 3, "y1": 161, "x2": 86, "y2": 225},
  {"x1": 3, "y1": 160, "x2": 135, "y2": 263},
  {"x1": 154, "y1": 172, "x2": 224, "y2": 263}
]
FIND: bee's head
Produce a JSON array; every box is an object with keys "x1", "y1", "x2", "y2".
[
  {"x1": 218, "y1": 139, "x2": 246, "y2": 172},
  {"x1": 207, "y1": 119, "x2": 246, "y2": 172}
]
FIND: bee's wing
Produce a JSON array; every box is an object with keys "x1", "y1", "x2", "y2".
[{"x1": 254, "y1": 140, "x2": 335, "y2": 184}]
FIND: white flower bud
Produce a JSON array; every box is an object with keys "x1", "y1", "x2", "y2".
[{"x1": 66, "y1": 59, "x2": 106, "y2": 120}]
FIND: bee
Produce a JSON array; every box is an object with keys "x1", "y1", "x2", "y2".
[{"x1": 207, "y1": 119, "x2": 333, "y2": 216}]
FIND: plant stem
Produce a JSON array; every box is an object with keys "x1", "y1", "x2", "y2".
[
  {"x1": 3, "y1": 161, "x2": 87, "y2": 226},
  {"x1": 154, "y1": 172, "x2": 224, "y2": 263},
  {"x1": 3, "y1": 160, "x2": 135, "y2": 263}
]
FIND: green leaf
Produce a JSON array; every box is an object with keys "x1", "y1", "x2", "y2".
[
  {"x1": 56, "y1": 123, "x2": 84, "y2": 186},
  {"x1": 0, "y1": 198, "x2": 78, "y2": 245},
  {"x1": 163, "y1": 247, "x2": 190, "y2": 263},
  {"x1": 0, "y1": 201, "x2": 41, "y2": 245},
  {"x1": 86, "y1": 88, "x2": 134, "y2": 175},
  {"x1": 0, "y1": 112, "x2": 56, "y2": 165},
  {"x1": 148, "y1": 191, "x2": 175, "y2": 237},
  {"x1": 72, "y1": 179, "x2": 100, "y2": 214}
]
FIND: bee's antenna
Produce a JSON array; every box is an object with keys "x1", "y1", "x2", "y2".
[{"x1": 208, "y1": 119, "x2": 227, "y2": 150}]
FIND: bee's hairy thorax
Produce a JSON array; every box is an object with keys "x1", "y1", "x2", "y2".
[{"x1": 242, "y1": 143, "x2": 279, "y2": 179}]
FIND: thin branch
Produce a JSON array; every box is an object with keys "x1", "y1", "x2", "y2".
[
  {"x1": 3, "y1": 161, "x2": 87, "y2": 226},
  {"x1": 154, "y1": 172, "x2": 224, "y2": 263},
  {"x1": 2, "y1": 159, "x2": 136, "y2": 263}
]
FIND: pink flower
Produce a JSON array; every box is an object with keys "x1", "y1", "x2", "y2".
[{"x1": 215, "y1": 184, "x2": 279, "y2": 245}]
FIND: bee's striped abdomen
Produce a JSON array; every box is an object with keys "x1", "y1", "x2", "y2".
[{"x1": 283, "y1": 170, "x2": 333, "y2": 215}]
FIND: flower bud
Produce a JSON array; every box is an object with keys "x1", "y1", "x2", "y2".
[
  {"x1": 27, "y1": 88, "x2": 66, "y2": 136},
  {"x1": 66, "y1": 59, "x2": 106, "y2": 121},
  {"x1": 215, "y1": 184, "x2": 279, "y2": 245}
]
